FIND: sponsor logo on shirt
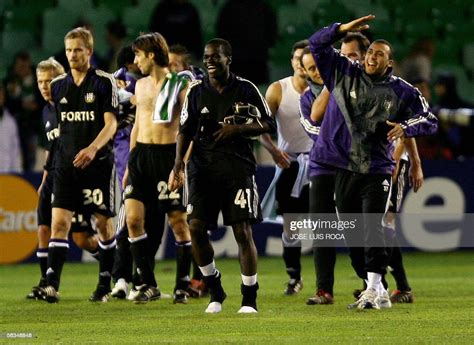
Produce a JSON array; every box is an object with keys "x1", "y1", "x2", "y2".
[
  {"x1": 59, "y1": 97, "x2": 68, "y2": 104},
  {"x1": 60, "y1": 111, "x2": 95, "y2": 122},
  {"x1": 201, "y1": 107, "x2": 210, "y2": 114},
  {"x1": 46, "y1": 128, "x2": 60, "y2": 141}
]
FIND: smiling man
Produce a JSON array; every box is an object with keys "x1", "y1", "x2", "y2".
[
  {"x1": 309, "y1": 15, "x2": 438, "y2": 309},
  {"x1": 169, "y1": 38, "x2": 275, "y2": 314},
  {"x1": 299, "y1": 35, "x2": 372, "y2": 306}
]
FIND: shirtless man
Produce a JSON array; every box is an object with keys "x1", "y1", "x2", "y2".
[{"x1": 124, "y1": 32, "x2": 191, "y2": 303}]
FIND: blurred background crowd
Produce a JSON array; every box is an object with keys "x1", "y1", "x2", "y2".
[{"x1": 1, "y1": 0, "x2": 473, "y2": 173}]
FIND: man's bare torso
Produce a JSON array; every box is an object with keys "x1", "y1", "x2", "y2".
[{"x1": 134, "y1": 75, "x2": 182, "y2": 144}]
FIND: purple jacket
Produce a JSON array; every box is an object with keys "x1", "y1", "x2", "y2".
[
  {"x1": 309, "y1": 23, "x2": 438, "y2": 174},
  {"x1": 299, "y1": 84, "x2": 335, "y2": 177}
]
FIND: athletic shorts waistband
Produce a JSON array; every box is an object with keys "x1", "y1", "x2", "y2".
[{"x1": 135, "y1": 142, "x2": 177, "y2": 151}]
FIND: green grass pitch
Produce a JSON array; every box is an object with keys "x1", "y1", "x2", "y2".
[{"x1": 1, "y1": 252, "x2": 473, "y2": 344}]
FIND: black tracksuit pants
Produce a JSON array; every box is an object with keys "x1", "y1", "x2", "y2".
[{"x1": 334, "y1": 169, "x2": 391, "y2": 275}]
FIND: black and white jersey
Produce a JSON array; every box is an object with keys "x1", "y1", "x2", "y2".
[
  {"x1": 180, "y1": 73, "x2": 275, "y2": 172},
  {"x1": 42, "y1": 103, "x2": 59, "y2": 171},
  {"x1": 51, "y1": 68, "x2": 118, "y2": 167}
]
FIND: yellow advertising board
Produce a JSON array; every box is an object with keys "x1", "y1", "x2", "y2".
[{"x1": 0, "y1": 175, "x2": 38, "y2": 264}]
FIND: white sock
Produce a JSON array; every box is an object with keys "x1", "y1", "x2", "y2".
[
  {"x1": 199, "y1": 260, "x2": 217, "y2": 277},
  {"x1": 367, "y1": 272, "x2": 382, "y2": 291},
  {"x1": 128, "y1": 233, "x2": 148, "y2": 243},
  {"x1": 377, "y1": 283, "x2": 386, "y2": 295},
  {"x1": 241, "y1": 274, "x2": 257, "y2": 286}
]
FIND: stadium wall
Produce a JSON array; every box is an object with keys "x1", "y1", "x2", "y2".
[{"x1": 1, "y1": 160, "x2": 473, "y2": 264}]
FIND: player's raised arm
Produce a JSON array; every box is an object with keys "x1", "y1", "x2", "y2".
[
  {"x1": 337, "y1": 15, "x2": 375, "y2": 34},
  {"x1": 308, "y1": 15, "x2": 374, "y2": 90}
]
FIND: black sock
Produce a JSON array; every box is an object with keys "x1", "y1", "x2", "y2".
[
  {"x1": 112, "y1": 231, "x2": 132, "y2": 283},
  {"x1": 129, "y1": 234, "x2": 157, "y2": 287},
  {"x1": 241, "y1": 282, "x2": 259, "y2": 309},
  {"x1": 98, "y1": 238, "x2": 116, "y2": 289},
  {"x1": 192, "y1": 258, "x2": 203, "y2": 280},
  {"x1": 203, "y1": 270, "x2": 225, "y2": 303},
  {"x1": 37, "y1": 248, "x2": 48, "y2": 279},
  {"x1": 283, "y1": 246, "x2": 301, "y2": 280},
  {"x1": 46, "y1": 239, "x2": 69, "y2": 290},
  {"x1": 88, "y1": 246, "x2": 100, "y2": 261},
  {"x1": 175, "y1": 241, "x2": 192, "y2": 290},
  {"x1": 389, "y1": 246, "x2": 411, "y2": 291}
]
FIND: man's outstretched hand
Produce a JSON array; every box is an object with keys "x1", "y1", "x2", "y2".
[{"x1": 338, "y1": 14, "x2": 375, "y2": 34}]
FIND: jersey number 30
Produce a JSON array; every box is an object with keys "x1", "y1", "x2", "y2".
[{"x1": 82, "y1": 188, "x2": 104, "y2": 205}]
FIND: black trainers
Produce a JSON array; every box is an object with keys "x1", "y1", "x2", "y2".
[
  {"x1": 89, "y1": 285, "x2": 111, "y2": 302},
  {"x1": 133, "y1": 285, "x2": 161, "y2": 303},
  {"x1": 38, "y1": 285, "x2": 59, "y2": 303},
  {"x1": 26, "y1": 287, "x2": 42, "y2": 300},
  {"x1": 390, "y1": 289, "x2": 414, "y2": 303},
  {"x1": 26, "y1": 278, "x2": 48, "y2": 300},
  {"x1": 306, "y1": 289, "x2": 334, "y2": 305},
  {"x1": 284, "y1": 278, "x2": 303, "y2": 295},
  {"x1": 240, "y1": 283, "x2": 259, "y2": 311},
  {"x1": 173, "y1": 289, "x2": 190, "y2": 304},
  {"x1": 189, "y1": 278, "x2": 208, "y2": 297}
]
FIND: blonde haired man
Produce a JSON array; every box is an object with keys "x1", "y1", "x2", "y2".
[{"x1": 39, "y1": 28, "x2": 118, "y2": 303}]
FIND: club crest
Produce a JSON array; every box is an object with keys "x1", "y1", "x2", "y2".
[{"x1": 85, "y1": 92, "x2": 95, "y2": 103}]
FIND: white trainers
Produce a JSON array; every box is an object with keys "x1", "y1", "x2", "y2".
[
  {"x1": 237, "y1": 306, "x2": 257, "y2": 313},
  {"x1": 205, "y1": 301, "x2": 222, "y2": 313},
  {"x1": 375, "y1": 289, "x2": 392, "y2": 309},
  {"x1": 127, "y1": 287, "x2": 140, "y2": 301},
  {"x1": 355, "y1": 288, "x2": 378, "y2": 309},
  {"x1": 111, "y1": 278, "x2": 129, "y2": 299}
]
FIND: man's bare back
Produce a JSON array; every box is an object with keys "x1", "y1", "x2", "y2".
[{"x1": 134, "y1": 74, "x2": 186, "y2": 144}]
